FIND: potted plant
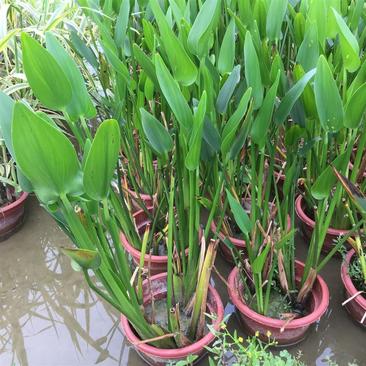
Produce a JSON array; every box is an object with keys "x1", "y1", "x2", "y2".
[
  {"x1": 0, "y1": 92, "x2": 29, "y2": 241},
  {"x1": 333, "y1": 168, "x2": 366, "y2": 326}
]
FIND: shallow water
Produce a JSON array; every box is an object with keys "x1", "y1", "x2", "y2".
[{"x1": 0, "y1": 198, "x2": 364, "y2": 366}]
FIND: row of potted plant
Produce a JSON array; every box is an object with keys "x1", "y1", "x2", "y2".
[{"x1": 0, "y1": 0, "x2": 365, "y2": 365}]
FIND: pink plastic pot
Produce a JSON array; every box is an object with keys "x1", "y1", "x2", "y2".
[
  {"x1": 126, "y1": 188, "x2": 156, "y2": 212},
  {"x1": 228, "y1": 260, "x2": 329, "y2": 346},
  {"x1": 0, "y1": 192, "x2": 28, "y2": 242},
  {"x1": 295, "y1": 195, "x2": 351, "y2": 254},
  {"x1": 121, "y1": 208, "x2": 187, "y2": 275},
  {"x1": 120, "y1": 272, "x2": 224, "y2": 366},
  {"x1": 212, "y1": 215, "x2": 291, "y2": 265},
  {"x1": 341, "y1": 250, "x2": 366, "y2": 326}
]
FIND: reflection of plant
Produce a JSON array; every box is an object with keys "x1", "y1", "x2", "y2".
[{"x1": 0, "y1": 230, "x2": 123, "y2": 366}]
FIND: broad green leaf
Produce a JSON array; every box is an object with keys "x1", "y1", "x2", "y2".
[
  {"x1": 296, "y1": 23, "x2": 319, "y2": 72},
  {"x1": 345, "y1": 83, "x2": 366, "y2": 128},
  {"x1": 69, "y1": 30, "x2": 98, "y2": 69},
  {"x1": 244, "y1": 31, "x2": 263, "y2": 109},
  {"x1": 12, "y1": 103, "x2": 82, "y2": 203},
  {"x1": 314, "y1": 56, "x2": 344, "y2": 132},
  {"x1": 0, "y1": 92, "x2": 32, "y2": 192},
  {"x1": 21, "y1": 33, "x2": 72, "y2": 110},
  {"x1": 332, "y1": 8, "x2": 360, "y2": 73},
  {"x1": 311, "y1": 152, "x2": 348, "y2": 200},
  {"x1": 308, "y1": 0, "x2": 327, "y2": 47},
  {"x1": 114, "y1": 0, "x2": 130, "y2": 48},
  {"x1": 0, "y1": 29, "x2": 18, "y2": 53},
  {"x1": 294, "y1": 13, "x2": 305, "y2": 46},
  {"x1": 251, "y1": 72, "x2": 280, "y2": 148},
  {"x1": 185, "y1": 92, "x2": 207, "y2": 170},
  {"x1": 203, "y1": 117, "x2": 221, "y2": 153},
  {"x1": 266, "y1": 0, "x2": 287, "y2": 41},
  {"x1": 221, "y1": 88, "x2": 252, "y2": 157},
  {"x1": 45, "y1": 32, "x2": 96, "y2": 122},
  {"x1": 132, "y1": 44, "x2": 159, "y2": 86},
  {"x1": 155, "y1": 54, "x2": 193, "y2": 133},
  {"x1": 347, "y1": 58, "x2": 366, "y2": 100},
  {"x1": 83, "y1": 119, "x2": 120, "y2": 200},
  {"x1": 217, "y1": 19, "x2": 235, "y2": 75},
  {"x1": 216, "y1": 65, "x2": 241, "y2": 114},
  {"x1": 150, "y1": 0, "x2": 197, "y2": 86},
  {"x1": 226, "y1": 189, "x2": 252, "y2": 235},
  {"x1": 61, "y1": 248, "x2": 101, "y2": 270},
  {"x1": 187, "y1": 0, "x2": 221, "y2": 58},
  {"x1": 275, "y1": 68, "x2": 316, "y2": 125},
  {"x1": 140, "y1": 108, "x2": 173, "y2": 156}
]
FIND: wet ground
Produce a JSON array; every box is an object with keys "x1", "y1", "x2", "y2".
[{"x1": 0, "y1": 197, "x2": 364, "y2": 366}]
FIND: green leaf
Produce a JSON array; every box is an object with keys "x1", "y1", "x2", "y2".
[
  {"x1": 217, "y1": 19, "x2": 235, "y2": 75},
  {"x1": 155, "y1": 54, "x2": 193, "y2": 133},
  {"x1": 252, "y1": 243, "x2": 271, "y2": 274},
  {"x1": 150, "y1": 0, "x2": 197, "y2": 86},
  {"x1": 12, "y1": 103, "x2": 82, "y2": 203},
  {"x1": 216, "y1": 65, "x2": 241, "y2": 114},
  {"x1": 244, "y1": 31, "x2": 263, "y2": 109},
  {"x1": 275, "y1": 68, "x2": 316, "y2": 125},
  {"x1": 21, "y1": 33, "x2": 72, "y2": 110},
  {"x1": 311, "y1": 152, "x2": 348, "y2": 200},
  {"x1": 314, "y1": 55, "x2": 344, "y2": 132},
  {"x1": 226, "y1": 189, "x2": 252, "y2": 235},
  {"x1": 345, "y1": 83, "x2": 366, "y2": 128},
  {"x1": 140, "y1": 108, "x2": 173, "y2": 156},
  {"x1": 332, "y1": 8, "x2": 360, "y2": 73},
  {"x1": 132, "y1": 44, "x2": 159, "y2": 86},
  {"x1": 45, "y1": 32, "x2": 96, "y2": 122},
  {"x1": 0, "y1": 91, "x2": 15, "y2": 157},
  {"x1": 296, "y1": 23, "x2": 319, "y2": 72},
  {"x1": 61, "y1": 248, "x2": 101, "y2": 270},
  {"x1": 83, "y1": 119, "x2": 120, "y2": 200},
  {"x1": 185, "y1": 92, "x2": 207, "y2": 170},
  {"x1": 251, "y1": 72, "x2": 280, "y2": 148},
  {"x1": 221, "y1": 88, "x2": 252, "y2": 157},
  {"x1": 266, "y1": 0, "x2": 287, "y2": 41},
  {"x1": 114, "y1": 0, "x2": 130, "y2": 48},
  {"x1": 69, "y1": 30, "x2": 98, "y2": 70},
  {"x1": 187, "y1": 0, "x2": 221, "y2": 58},
  {"x1": 202, "y1": 117, "x2": 221, "y2": 153}
]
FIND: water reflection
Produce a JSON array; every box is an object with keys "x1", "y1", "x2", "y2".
[{"x1": 0, "y1": 199, "x2": 129, "y2": 366}]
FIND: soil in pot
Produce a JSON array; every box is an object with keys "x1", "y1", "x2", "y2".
[
  {"x1": 228, "y1": 260, "x2": 329, "y2": 346},
  {"x1": 341, "y1": 250, "x2": 366, "y2": 326},
  {"x1": 295, "y1": 195, "x2": 352, "y2": 254},
  {"x1": 120, "y1": 272, "x2": 224, "y2": 366}
]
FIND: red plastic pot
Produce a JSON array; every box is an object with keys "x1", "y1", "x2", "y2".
[
  {"x1": 295, "y1": 195, "x2": 351, "y2": 254},
  {"x1": 0, "y1": 192, "x2": 28, "y2": 242},
  {"x1": 227, "y1": 260, "x2": 329, "y2": 346},
  {"x1": 341, "y1": 249, "x2": 366, "y2": 326},
  {"x1": 120, "y1": 272, "x2": 224, "y2": 366},
  {"x1": 127, "y1": 188, "x2": 156, "y2": 212},
  {"x1": 212, "y1": 215, "x2": 291, "y2": 265},
  {"x1": 121, "y1": 208, "x2": 187, "y2": 275}
]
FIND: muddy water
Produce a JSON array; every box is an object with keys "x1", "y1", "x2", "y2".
[{"x1": 0, "y1": 197, "x2": 364, "y2": 366}]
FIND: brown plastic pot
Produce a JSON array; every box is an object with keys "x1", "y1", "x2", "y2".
[
  {"x1": 120, "y1": 272, "x2": 224, "y2": 366},
  {"x1": 227, "y1": 260, "x2": 329, "y2": 346},
  {"x1": 212, "y1": 214, "x2": 291, "y2": 265},
  {"x1": 0, "y1": 192, "x2": 28, "y2": 242},
  {"x1": 341, "y1": 249, "x2": 366, "y2": 326},
  {"x1": 121, "y1": 208, "x2": 188, "y2": 275},
  {"x1": 295, "y1": 195, "x2": 351, "y2": 254}
]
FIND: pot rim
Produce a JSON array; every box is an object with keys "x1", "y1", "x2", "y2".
[
  {"x1": 120, "y1": 272, "x2": 224, "y2": 359},
  {"x1": 211, "y1": 214, "x2": 292, "y2": 249},
  {"x1": 341, "y1": 249, "x2": 366, "y2": 308},
  {"x1": 0, "y1": 191, "x2": 28, "y2": 214},
  {"x1": 295, "y1": 195, "x2": 350, "y2": 236},
  {"x1": 228, "y1": 260, "x2": 329, "y2": 329},
  {"x1": 126, "y1": 187, "x2": 156, "y2": 200},
  {"x1": 120, "y1": 208, "x2": 188, "y2": 263}
]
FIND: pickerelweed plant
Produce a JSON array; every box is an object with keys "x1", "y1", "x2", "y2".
[
  {"x1": 0, "y1": 21, "x2": 233, "y2": 348},
  {"x1": 333, "y1": 168, "x2": 366, "y2": 294}
]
